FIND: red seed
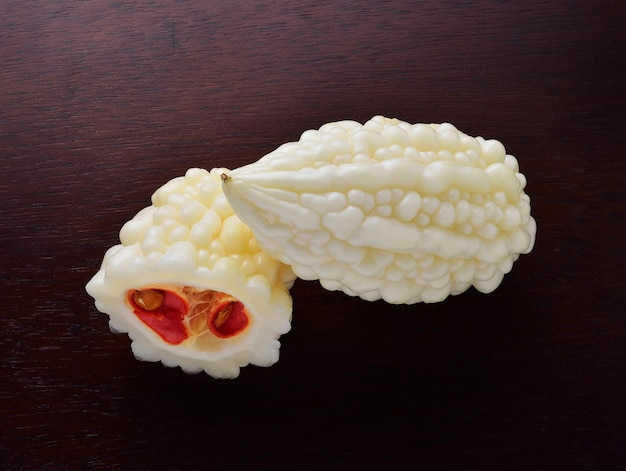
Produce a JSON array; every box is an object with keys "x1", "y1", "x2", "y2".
[
  {"x1": 128, "y1": 289, "x2": 189, "y2": 345},
  {"x1": 210, "y1": 300, "x2": 249, "y2": 338}
]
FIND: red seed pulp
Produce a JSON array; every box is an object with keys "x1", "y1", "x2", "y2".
[
  {"x1": 128, "y1": 289, "x2": 189, "y2": 345},
  {"x1": 209, "y1": 300, "x2": 249, "y2": 338},
  {"x1": 127, "y1": 287, "x2": 251, "y2": 346}
]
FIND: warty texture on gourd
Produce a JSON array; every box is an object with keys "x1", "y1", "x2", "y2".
[
  {"x1": 86, "y1": 168, "x2": 296, "y2": 378},
  {"x1": 222, "y1": 116, "x2": 536, "y2": 304}
]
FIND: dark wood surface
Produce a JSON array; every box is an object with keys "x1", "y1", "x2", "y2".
[{"x1": 2, "y1": 1, "x2": 625, "y2": 469}]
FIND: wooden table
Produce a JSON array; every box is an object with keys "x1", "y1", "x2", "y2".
[{"x1": 2, "y1": 1, "x2": 625, "y2": 469}]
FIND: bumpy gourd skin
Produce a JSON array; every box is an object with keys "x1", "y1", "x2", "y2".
[
  {"x1": 86, "y1": 168, "x2": 296, "y2": 378},
  {"x1": 222, "y1": 116, "x2": 536, "y2": 304}
]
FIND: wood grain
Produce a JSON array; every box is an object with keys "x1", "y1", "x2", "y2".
[{"x1": 1, "y1": 1, "x2": 625, "y2": 469}]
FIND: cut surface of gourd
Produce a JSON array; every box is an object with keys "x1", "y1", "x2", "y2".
[{"x1": 222, "y1": 116, "x2": 536, "y2": 304}]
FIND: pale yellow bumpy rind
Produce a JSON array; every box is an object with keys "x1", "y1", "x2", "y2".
[
  {"x1": 223, "y1": 116, "x2": 536, "y2": 304},
  {"x1": 86, "y1": 168, "x2": 296, "y2": 378}
]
